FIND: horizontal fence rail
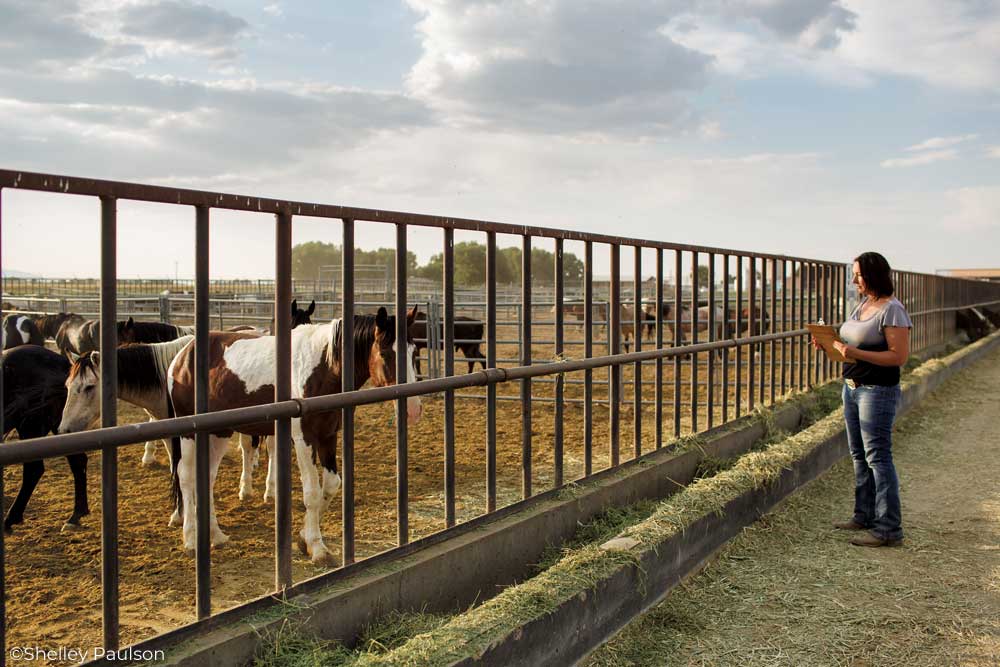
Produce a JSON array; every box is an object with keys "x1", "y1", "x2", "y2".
[{"x1": 2, "y1": 167, "x2": 1000, "y2": 661}]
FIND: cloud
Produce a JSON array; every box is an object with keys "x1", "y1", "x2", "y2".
[
  {"x1": 0, "y1": 0, "x2": 113, "y2": 70},
  {"x1": 263, "y1": 3, "x2": 283, "y2": 18},
  {"x1": 988, "y1": 146, "x2": 1000, "y2": 159},
  {"x1": 404, "y1": 0, "x2": 715, "y2": 136},
  {"x1": 905, "y1": 134, "x2": 978, "y2": 151},
  {"x1": 943, "y1": 186, "x2": 1000, "y2": 230},
  {"x1": 0, "y1": 68, "x2": 434, "y2": 181},
  {"x1": 727, "y1": 0, "x2": 857, "y2": 49},
  {"x1": 880, "y1": 150, "x2": 957, "y2": 168},
  {"x1": 838, "y1": 0, "x2": 1000, "y2": 90},
  {"x1": 116, "y1": 0, "x2": 250, "y2": 60}
]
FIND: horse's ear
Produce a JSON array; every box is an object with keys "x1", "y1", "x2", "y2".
[
  {"x1": 291, "y1": 299, "x2": 298, "y2": 313},
  {"x1": 90, "y1": 350, "x2": 100, "y2": 367},
  {"x1": 306, "y1": 300, "x2": 316, "y2": 316},
  {"x1": 125, "y1": 316, "x2": 134, "y2": 329},
  {"x1": 407, "y1": 305, "x2": 419, "y2": 326},
  {"x1": 375, "y1": 306, "x2": 389, "y2": 332}
]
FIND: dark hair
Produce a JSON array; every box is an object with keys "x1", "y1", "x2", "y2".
[{"x1": 853, "y1": 252, "x2": 894, "y2": 298}]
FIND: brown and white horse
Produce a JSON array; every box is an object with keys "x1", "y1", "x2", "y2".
[{"x1": 167, "y1": 306, "x2": 422, "y2": 565}]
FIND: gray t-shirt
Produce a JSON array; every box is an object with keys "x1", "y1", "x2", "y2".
[{"x1": 839, "y1": 296, "x2": 912, "y2": 386}]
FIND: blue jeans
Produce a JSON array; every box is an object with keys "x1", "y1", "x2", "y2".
[{"x1": 842, "y1": 382, "x2": 903, "y2": 541}]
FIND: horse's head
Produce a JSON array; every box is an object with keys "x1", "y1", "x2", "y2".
[
  {"x1": 58, "y1": 351, "x2": 102, "y2": 434},
  {"x1": 368, "y1": 305, "x2": 422, "y2": 423},
  {"x1": 292, "y1": 299, "x2": 315, "y2": 328},
  {"x1": 117, "y1": 316, "x2": 137, "y2": 343}
]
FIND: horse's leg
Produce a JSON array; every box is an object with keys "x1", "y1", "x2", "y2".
[
  {"x1": 176, "y1": 437, "x2": 198, "y2": 554},
  {"x1": 63, "y1": 453, "x2": 90, "y2": 531},
  {"x1": 139, "y1": 414, "x2": 159, "y2": 466},
  {"x1": 166, "y1": 440, "x2": 182, "y2": 527},
  {"x1": 4, "y1": 460, "x2": 44, "y2": 533},
  {"x1": 263, "y1": 436, "x2": 276, "y2": 502},
  {"x1": 292, "y1": 420, "x2": 335, "y2": 566},
  {"x1": 317, "y1": 432, "x2": 341, "y2": 516},
  {"x1": 238, "y1": 434, "x2": 255, "y2": 502},
  {"x1": 208, "y1": 435, "x2": 229, "y2": 547}
]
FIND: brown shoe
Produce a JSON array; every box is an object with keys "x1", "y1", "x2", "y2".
[
  {"x1": 850, "y1": 532, "x2": 903, "y2": 548},
  {"x1": 832, "y1": 520, "x2": 867, "y2": 531}
]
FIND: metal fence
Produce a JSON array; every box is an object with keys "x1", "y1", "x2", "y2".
[{"x1": 2, "y1": 168, "x2": 999, "y2": 661}]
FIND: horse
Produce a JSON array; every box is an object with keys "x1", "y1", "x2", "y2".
[
  {"x1": 33, "y1": 312, "x2": 80, "y2": 342},
  {"x1": 641, "y1": 303, "x2": 726, "y2": 344},
  {"x1": 55, "y1": 316, "x2": 195, "y2": 360},
  {"x1": 408, "y1": 314, "x2": 485, "y2": 375},
  {"x1": 2, "y1": 314, "x2": 44, "y2": 350},
  {"x1": 166, "y1": 306, "x2": 422, "y2": 565},
  {"x1": 2, "y1": 345, "x2": 90, "y2": 534},
  {"x1": 956, "y1": 308, "x2": 992, "y2": 342},
  {"x1": 226, "y1": 299, "x2": 315, "y2": 335}
]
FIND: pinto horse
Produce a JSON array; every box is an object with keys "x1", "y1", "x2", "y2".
[
  {"x1": 2, "y1": 314, "x2": 44, "y2": 350},
  {"x1": 2, "y1": 345, "x2": 89, "y2": 533},
  {"x1": 166, "y1": 306, "x2": 422, "y2": 565}
]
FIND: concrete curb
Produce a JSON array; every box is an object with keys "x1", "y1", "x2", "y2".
[{"x1": 443, "y1": 330, "x2": 1000, "y2": 667}]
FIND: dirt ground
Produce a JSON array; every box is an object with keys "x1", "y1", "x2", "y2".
[
  {"x1": 587, "y1": 346, "x2": 1000, "y2": 666},
  {"x1": 0, "y1": 323, "x2": 817, "y2": 664}
]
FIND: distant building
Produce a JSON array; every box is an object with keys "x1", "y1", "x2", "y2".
[{"x1": 936, "y1": 268, "x2": 1000, "y2": 283}]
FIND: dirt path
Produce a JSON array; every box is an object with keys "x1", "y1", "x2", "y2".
[{"x1": 588, "y1": 346, "x2": 1000, "y2": 666}]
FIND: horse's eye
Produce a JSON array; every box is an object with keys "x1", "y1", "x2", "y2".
[{"x1": 84, "y1": 385, "x2": 95, "y2": 393}]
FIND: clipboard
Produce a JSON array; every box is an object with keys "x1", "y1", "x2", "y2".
[{"x1": 807, "y1": 323, "x2": 848, "y2": 363}]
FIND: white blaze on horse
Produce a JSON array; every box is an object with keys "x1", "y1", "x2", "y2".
[{"x1": 166, "y1": 306, "x2": 422, "y2": 566}]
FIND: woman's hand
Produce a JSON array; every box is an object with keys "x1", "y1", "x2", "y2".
[
  {"x1": 832, "y1": 340, "x2": 854, "y2": 360},
  {"x1": 810, "y1": 336, "x2": 823, "y2": 350}
]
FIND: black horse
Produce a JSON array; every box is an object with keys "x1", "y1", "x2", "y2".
[
  {"x1": 2, "y1": 345, "x2": 89, "y2": 533},
  {"x1": 55, "y1": 316, "x2": 195, "y2": 359},
  {"x1": 408, "y1": 314, "x2": 485, "y2": 375}
]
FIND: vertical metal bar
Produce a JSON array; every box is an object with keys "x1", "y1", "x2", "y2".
[
  {"x1": 0, "y1": 187, "x2": 5, "y2": 667},
  {"x1": 674, "y1": 250, "x2": 682, "y2": 436},
  {"x1": 691, "y1": 251, "x2": 699, "y2": 432},
  {"x1": 584, "y1": 241, "x2": 593, "y2": 475},
  {"x1": 808, "y1": 263, "x2": 816, "y2": 387},
  {"x1": 443, "y1": 229, "x2": 455, "y2": 526},
  {"x1": 274, "y1": 211, "x2": 293, "y2": 590},
  {"x1": 341, "y1": 219, "x2": 356, "y2": 565},
  {"x1": 100, "y1": 196, "x2": 120, "y2": 650},
  {"x1": 707, "y1": 253, "x2": 715, "y2": 429},
  {"x1": 608, "y1": 244, "x2": 620, "y2": 466},
  {"x1": 823, "y1": 264, "x2": 831, "y2": 381},
  {"x1": 486, "y1": 232, "x2": 497, "y2": 510},
  {"x1": 769, "y1": 259, "x2": 777, "y2": 404},
  {"x1": 798, "y1": 261, "x2": 805, "y2": 390},
  {"x1": 395, "y1": 223, "x2": 409, "y2": 544},
  {"x1": 633, "y1": 246, "x2": 641, "y2": 458},
  {"x1": 521, "y1": 235, "x2": 532, "y2": 497},
  {"x1": 554, "y1": 239, "x2": 564, "y2": 487},
  {"x1": 780, "y1": 259, "x2": 788, "y2": 396},
  {"x1": 735, "y1": 256, "x2": 743, "y2": 417},
  {"x1": 722, "y1": 254, "x2": 730, "y2": 421},
  {"x1": 759, "y1": 257, "x2": 766, "y2": 403},
  {"x1": 748, "y1": 256, "x2": 756, "y2": 411},
  {"x1": 194, "y1": 205, "x2": 211, "y2": 619},
  {"x1": 655, "y1": 248, "x2": 664, "y2": 448}
]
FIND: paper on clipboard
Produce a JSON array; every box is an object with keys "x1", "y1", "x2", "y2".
[{"x1": 807, "y1": 323, "x2": 848, "y2": 363}]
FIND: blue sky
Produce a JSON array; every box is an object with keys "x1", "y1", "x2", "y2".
[{"x1": 1, "y1": 0, "x2": 998, "y2": 279}]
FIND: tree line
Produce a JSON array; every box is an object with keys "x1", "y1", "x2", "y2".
[{"x1": 292, "y1": 241, "x2": 584, "y2": 286}]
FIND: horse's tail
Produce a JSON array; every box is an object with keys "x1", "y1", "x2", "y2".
[{"x1": 167, "y1": 396, "x2": 183, "y2": 520}]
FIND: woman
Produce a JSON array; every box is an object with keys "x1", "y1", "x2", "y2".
[{"x1": 816, "y1": 252, "x2": 912, "y2": 547}]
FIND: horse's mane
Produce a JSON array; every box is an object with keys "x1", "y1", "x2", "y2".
[
  {"x1": 70, "y1": 336, "x2": 192, "y2": 396},
  {"x1": 331, "y1": 314, "x2": 392, "y2": 376}
]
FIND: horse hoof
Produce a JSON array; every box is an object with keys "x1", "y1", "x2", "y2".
[
  {"x1": 168, "y1": 512, "x2": 182, "y2": 528},
  {"x1": 311, "y1": 548, "x2": 337, "y2": 568},
  {"x1": 184, "y1": 547, "x2": 196, "y2": 558},
  {"x1": 296, "y1": 535, "x2": 309, "y2": 556},
  {"x1": 61, "y1": 522, "x2": 81, "y2": 532},
  {"x1": 212, "y1": 534, "x2": 230, "y2": 548},
  {"x1": 239, "y1": 488, "x2": 251, "y2": 502}
]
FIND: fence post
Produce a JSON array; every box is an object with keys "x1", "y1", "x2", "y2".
[{"x1": 159, "y1": 294, "x2": 169, "y2": 323}]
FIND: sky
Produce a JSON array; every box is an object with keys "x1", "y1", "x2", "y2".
[{"x1": 1, "y1": 0, "x2": 998, "y2": 280}]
